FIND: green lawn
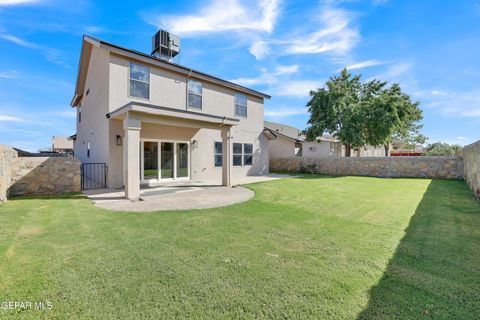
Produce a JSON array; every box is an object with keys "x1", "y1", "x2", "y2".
[{"x1": 0, "y1": 176, "x2": 479, "y2": 319}]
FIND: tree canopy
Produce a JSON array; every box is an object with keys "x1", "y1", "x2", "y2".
[
  {"x1": 424, "y1": 142, "x2": 462, "y2": 156},
  {"x1": 305, "y1": 69, "x2": 425, "y2": 156}
]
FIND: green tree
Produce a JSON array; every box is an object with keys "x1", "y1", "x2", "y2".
[
  {"x1": 363, "y1": 83, "x2": 426, "y2": 155},
  {"x1": 305, "y1": 69, "x2": 425, "y2": 156},
  {"x1": 425, "y1": 142, "x2": 462, "y2": 156},
  {"x1": 304, "y1": 69, "x2": 366, "y2": 156}
]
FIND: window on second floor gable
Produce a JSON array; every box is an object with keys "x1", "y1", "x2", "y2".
[
  {"x1": 187, "y1": 79, "x2": 202, "y2": 109},
  {"x1": 129, "y1": 62, "x2": 150, "y2": 99},
  {"x1": 235, "y1": 93, "x2": 247, "y2": 117}
]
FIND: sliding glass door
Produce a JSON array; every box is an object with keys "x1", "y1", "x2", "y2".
[
  {"x1": 143, "y1": 141, "x2": 159, "y2": 180},
  {"x1": 141, "y1": 140, "x2": 189, "y2": 182},
  {"x1": 176, "y1": 143, "x2": 189, "y2": 178},
  {"x1": 161, "y1": 142, "x2": 174, "y2": 179}
]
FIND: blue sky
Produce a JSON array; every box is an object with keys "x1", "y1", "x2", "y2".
[{"x1": 0, "y1": 0, "x2": 479, "y2": 151}]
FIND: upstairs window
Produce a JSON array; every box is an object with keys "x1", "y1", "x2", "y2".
[
  {"x1": 235, "y1": 93, "x2": 247, "y2": 117},
  {"x1": 187, "y1": 79, "x2": 202, "y2": 109},
  {"x1": 129, "y1": 62, "x2": 150, "y2": 99}
]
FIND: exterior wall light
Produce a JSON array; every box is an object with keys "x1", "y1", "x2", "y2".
[
  {"x1": 191, "y1": 140, "x2": 198, "y2": 149},
  {"x1": 116, "y1": 135, "x2": 122, "y2": 146}
]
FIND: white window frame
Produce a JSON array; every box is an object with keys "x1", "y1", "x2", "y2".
[
  {"x1": 140, "y1": 139, "x2": 190, "y2": 184},
  {"x1": 128, "y1": 62, "x2": 150, "y2": 100},
  {"x1": 233, "y1": 143, "x2": 243, "y2": 167},
  {"x1": 187, "y1": 79, "x2": 202, "y2": 109},
  {"x1": 234, "y1": 93, "x2": 247, "y2": 117},
  {"x1": 214, "y1": 141, "x2": 222, "y2": 167},
  {"x1": 243, "y1": 143, "x2": 253, "y2": 166},
  {"x1": 231, "y1": 143, "x2": 253, "y2": 167}
]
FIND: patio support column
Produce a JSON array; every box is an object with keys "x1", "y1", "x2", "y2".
[
  {"x1": 221, "y1": 126, "x2": 232, "y2": 187},
  {"x1": 123, "y1": 116, "x2": 141, "y2": 200}
]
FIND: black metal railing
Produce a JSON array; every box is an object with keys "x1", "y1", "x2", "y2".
[{"x1": 81, "y1": 163, "x2": 108, "y2": 190}]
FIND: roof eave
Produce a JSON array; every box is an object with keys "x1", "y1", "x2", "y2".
[{"x1": 88, "y1": 35, "x2": 270, "y2": 100}]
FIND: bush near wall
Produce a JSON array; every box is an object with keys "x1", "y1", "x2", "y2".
[{"x1": 270, "y1": 156, "x2": 464, "y2": 180}]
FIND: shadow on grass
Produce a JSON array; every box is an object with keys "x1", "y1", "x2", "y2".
[
  {"x1": 8, "y1": 192, "x2": 87, "y2": 201},
  {"x1": 270, "y1": 171, "x2": 341, "y2": 179},
  {"x1": 357, "y1": 179, "x2": 480, "y2": 319}
]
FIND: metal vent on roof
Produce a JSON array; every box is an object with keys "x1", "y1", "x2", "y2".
[{"x1": 151, "y1": 29, "x2": 180, "y2": 62}]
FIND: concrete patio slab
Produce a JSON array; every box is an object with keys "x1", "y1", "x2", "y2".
[{"x1": 84, "y1": 174, "x2": 292, "y2": 212}]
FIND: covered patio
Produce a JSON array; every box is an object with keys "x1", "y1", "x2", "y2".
[{"x1": 107, "y1": 102, "x2": 240, "y2": 200}]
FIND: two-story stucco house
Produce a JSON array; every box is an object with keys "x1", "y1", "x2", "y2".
[{"x1": 71, "y1": 34, "x2": 271, "y2": 200}]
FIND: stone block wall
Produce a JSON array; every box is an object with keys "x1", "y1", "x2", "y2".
[
  {"x1": 9, "y1": 157, "x2": 81, "y2": 196},
  {"x1": 463, "y1": 141, "x2": 480, "y2": 199},
  {"x1": 0, "y1": 144, "x2": 81, "y2": 202},
  {"x1": 0, "y1": 144, "x2": 17, "y2": 202},
  {"x1": 270, "y1": 156, "x2": 464, "y2": 180}
]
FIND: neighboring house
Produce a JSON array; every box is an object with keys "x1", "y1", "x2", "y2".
[
  {"x1": 71, "y1": 33, "x2": 271, "y2": 200},
  {"x1": 265, "y1": 121, "x2": 386, "y2": 158},
  {"x1": 52, "y1": 136, "x2": 74, "y2": 154},
  {"x1": 265, "y1": 121, "x2": 343, "y2": 158},
  {"x1": 390, "y1": 142, "x2": 424, "y2": 156},
  {"x1": 355, "y1": 145, "x2": 387, "y2": 157}
]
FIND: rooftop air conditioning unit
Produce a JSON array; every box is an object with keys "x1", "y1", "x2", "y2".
[{"x1": 151, "y1": 29, "x2": 180, "y2": 61}]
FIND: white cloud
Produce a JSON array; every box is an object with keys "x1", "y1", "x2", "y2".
[
  {"x1": 0, "y1": 115, "x2": 25, "y2": 122},
  {"x1": 149, "y1": 0, "x2": 281, "y2": 35},
  {"x1": 0, "y1": 69, "x2": 18, "y2": 79},
  {"x1": 273, "y1": 80, "x2": 324, "y2": 97},
  {"x1": 457, "y1": 136, "x2": 468, "y2": 141},
  {"x1": 280, "y1": 6, "x2": 360, "y2": 56},
  {"x1": 84, "y1": 25, "x2": 105, "y2": 33},
  {"x1": 422, "y1": 89, "x2": 480, "y2": 119},
  {"x1": 249, "y1": 40, "x2": 270, "y2": 59},
  {"x1": 230, "y1": 64, "x2": 299, "y2": 85},
  {"x1": 50, "y1": 110, "x2": 76, "y2": 118},
  {"x1": 0, "y1": 34, "x2": 69, "y2": 67},
  {"x1": 340, "y1": 59, "x2": 386, "y2": 71},
  {"x1": 0, "y1": 0, "x2": 41, "y2": 5},
  {"x1": 372, "y1": 0, "x2": 390, "y2": 5},
  {"x1": 231, "y1": 65, "x2": 322, "y2": 97},
  {"x1": 430, "y1": 90, "x2": 447, "y2": 96},
  {"x1": 368, "y1": 61, "x2": 416, "y2": 88},
  {"x1": 0, "y1": 34, "x2": 37, "y2": 48},
  {"x1": 265, "y1": 107, "x2": 307, "y2": 118}
]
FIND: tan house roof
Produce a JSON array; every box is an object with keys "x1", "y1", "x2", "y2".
[
  {"x1": 264, "y1": 121, "x2": 340, "y2": 143},
  {"x1": 71, "y1": 35, "x2": 271, "y2": 107},
  {"x1": 52, "y1": 136, "x2": 73, "y2": 150}
]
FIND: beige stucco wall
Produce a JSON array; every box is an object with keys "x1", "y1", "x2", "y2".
[
  {"x1": 105, "y1": 53, "x2": 269, "y2": 188},
  {"x1": 268, "y1": 135, "x2": 297, "y2": 159},
  {"x1": 74, "y1": 46, "x2": 110, "y2": 165},
  {"x1": 463, "y1": 140, "x2": 480, "y2": 199},
  {"x1": 302, "y1": 141, "x2": 332, "y2": 157},
  {"x1": 357, "y1": 145, "x2": 386, "y2": 157}
]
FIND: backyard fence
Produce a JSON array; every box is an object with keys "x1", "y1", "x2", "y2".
[
  {"x1": 81, "y1": 163, "x2": 108, "y2": 190},
  {"x1": 463, "y1": 140, "x2": 480, "y2": 199},
  {"x1": 270, "y1": 156, "x2": 464, "y2": 180},
  {"x1": 0, "y1": 144, "x2": 81, "y2": 201}
]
